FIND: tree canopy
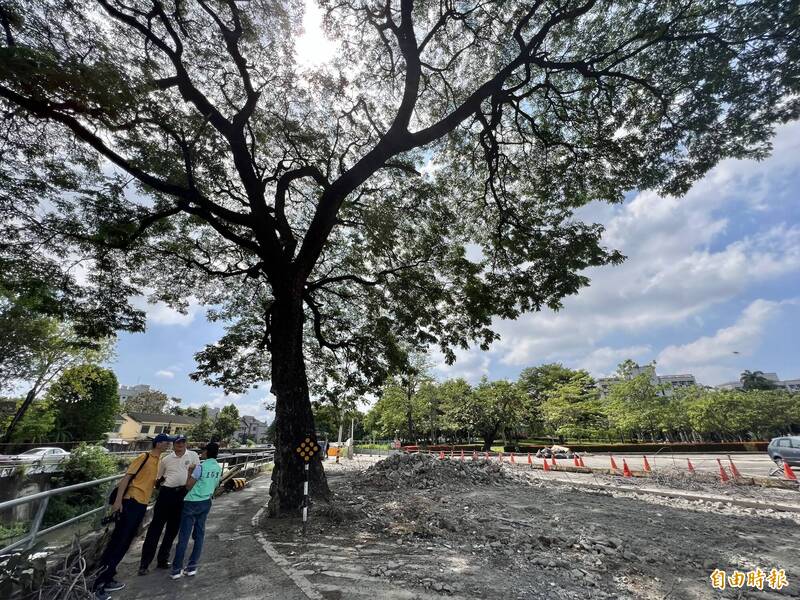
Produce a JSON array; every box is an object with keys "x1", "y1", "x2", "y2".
[
  {"x1": 45, "y1": 364, "x2": 120, "y2": 441},
  {"x1": 1, "y1": 0, "x2": 797, "y2": 512}
]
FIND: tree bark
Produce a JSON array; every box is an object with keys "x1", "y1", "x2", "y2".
[{"x1": 267, "y1": 293, "x2": 330, "y2": 516}]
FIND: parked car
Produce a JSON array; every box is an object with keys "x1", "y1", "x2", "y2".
[
  {"x1": 8, "y1": 447, "x2": 70, "y2": 463},
  {"x1": 767, "y1": 436, "x2": 800, "y2": 467}
]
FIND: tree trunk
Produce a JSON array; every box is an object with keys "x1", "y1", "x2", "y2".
[
  {"x1": 267, "y1": 293, "x2": 330, "y2": 517},
  {"x1": 481, "y1": 429, "x2": 496, "y2": 452},
  {"x1": 1, "y1": 387, "x2": 37, "y2": 443}
]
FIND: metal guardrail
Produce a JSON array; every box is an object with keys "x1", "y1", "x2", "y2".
[{"x1": 0, "y1": 474, "x2": 123, "y2": 555}]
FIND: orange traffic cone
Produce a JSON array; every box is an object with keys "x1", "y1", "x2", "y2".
[
  {"x1": 573, "y1": 455, "x2": 580, "y2": 467},
  {"x1": 687, "y1": 458, "x2": 696, "y2": 474},
  {"x1": 510, "y1": 452, "x2": 516, "y2": 464},
  {"x1": 550, "y1": 456, "x2": 557, "y2": 468},
  {"x1": 727, "y1": 455, "x2": 741, "y2": 479},
  {"x1": 578, "y1": 455, "x2": 586, "y2": 468},
  {"x1": 542, "y1": 458, "x2": 550, "y2": 472},
  {"x1": 610, "y1": 455, "x2": 619, "y2": 471},
  {"x1": 439, "y1": 451, "x2": 445, "y2": 460},
  {"x1": 783, "y1": 462, "x2": 798, "y2": 481},
  {"x1": 642, "y1": 456, "x2": 652, "y2": 473},
  {"x1": 716, "y1": 458, "x2": 730, "y2": 482},
  {"x1": 527, "y1": 453, "x2": 532, "y2": 465},
  {"x1": 622, "y1": 459, "x2": 633, "y2": 478}
]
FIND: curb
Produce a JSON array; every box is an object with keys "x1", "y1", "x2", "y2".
[{"x1": 251, "y1": 504, "x2": 324, "y2": 600}]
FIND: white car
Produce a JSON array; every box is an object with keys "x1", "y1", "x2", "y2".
[{"x1": 9, "y1": 447, "x2": 71, "y2": 463}]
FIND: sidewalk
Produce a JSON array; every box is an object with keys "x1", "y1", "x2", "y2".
[{"x1": 111, "y1": 476, "x2": 309, "y2": 600}]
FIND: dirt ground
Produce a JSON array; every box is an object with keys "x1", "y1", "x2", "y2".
[{"x1": 259, "y1": 454, "x2": 800, "y2": 600}]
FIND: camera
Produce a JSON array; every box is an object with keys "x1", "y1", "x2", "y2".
[{"x1": 100, "y1": 512, "x2": 120, "y2": 526}]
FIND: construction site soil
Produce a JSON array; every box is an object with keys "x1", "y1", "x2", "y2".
[{"x1": 259, "y1": 454, "x2": 800, "y2": 599}]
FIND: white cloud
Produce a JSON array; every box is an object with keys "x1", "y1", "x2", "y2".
[
  {"x1": 656, "y1": 299, "x2": 798, "y2": 384},
  {"x1": 155, "y1": 370, "x2": 175, "y2": 379},
  {"x1": 431, "y1": 346, "x2": 491, "y2": 383},
  {"x1": 429, "y1": 121, "x2": 800, "y2": 381},
  {"x1": 131, "y1": 297, "x2": 203, "y2": 326},
  {"x1": 575, "y1": 345, "x2": 653, "y2": 377}
]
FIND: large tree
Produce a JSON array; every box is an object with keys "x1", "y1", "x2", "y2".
[
  {"x1": 1, "y1": 0, "x2": 797, "y2": 514},
  {"x1": 46, "y1": 364, "x2": 120, "y2": 442}
]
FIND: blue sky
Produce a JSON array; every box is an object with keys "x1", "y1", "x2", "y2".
[{"x1": 109, "y1": 121, "x2": 800, "y2": 421}]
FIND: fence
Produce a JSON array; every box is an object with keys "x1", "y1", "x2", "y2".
[{"x1": 0, "y1": 474, "x2": 123, "y2": 555}]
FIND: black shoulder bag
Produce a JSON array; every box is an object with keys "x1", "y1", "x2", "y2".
[{"x1": 108, "y1": 452, "x2": 150, "y2": 505}]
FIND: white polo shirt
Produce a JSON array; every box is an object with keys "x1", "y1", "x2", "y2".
[{"x1": 158, "y1": 449, "x2": 200, "y2": 488}]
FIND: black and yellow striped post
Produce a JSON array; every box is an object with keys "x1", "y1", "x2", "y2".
[{"x1": 295, "y1": 436, "x2": 320, "y2": 535}]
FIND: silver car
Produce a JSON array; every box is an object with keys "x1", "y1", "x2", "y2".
[
  {"x1": 8, "y1": 447, "x2": 71, "y2": 463},
  {"x1": 767, "y1": 436, "x2": 800, "y2": 467}
]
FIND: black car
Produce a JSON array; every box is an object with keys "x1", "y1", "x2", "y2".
[{"x1": 767, "y1": 436, "x2": 800, "y2": 467}]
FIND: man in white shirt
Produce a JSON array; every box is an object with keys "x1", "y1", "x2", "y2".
[{"x1": 138, "y1": 436, "x2": 199, "y2": 575}]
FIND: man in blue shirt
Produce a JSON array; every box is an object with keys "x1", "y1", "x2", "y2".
[{"x1": 171, "y1": 442, "x2": 222, "y2": 578}]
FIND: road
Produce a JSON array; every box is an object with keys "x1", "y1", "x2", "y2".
[{"x1": 557, "y1": 451, "x2": 778, "y2": 477}]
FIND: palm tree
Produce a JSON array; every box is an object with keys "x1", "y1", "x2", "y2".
[{"x1": 739, "y1": 370, "x2": 776, "y2": 391}]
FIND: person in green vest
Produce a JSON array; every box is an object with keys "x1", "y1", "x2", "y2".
[{"x1": 170, "y1": 441, "x2": 222, "y2": 579}]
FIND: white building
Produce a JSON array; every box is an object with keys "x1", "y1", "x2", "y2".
[
  {"x1": 119, "y1": 384, "x2": 152, "y2": 405},
  {"x1": 717, "y1": 372, "x2": 800, "y2": 392},
  {"x1": 236, "y1": 415, "x2": 269, "y2": 442},
  {"x1": 597, "y1": 365, "x2": 696, "y2": 396}
]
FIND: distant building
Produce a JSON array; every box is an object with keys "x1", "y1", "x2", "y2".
[
  {"x1": 236, "y1": 415, "x2": 269, "y2": 442},
  {"x1": 717, "y1": 372, "x2": 800, "y2": 392},
  {"x1": 597, "y1": 365, "x2": 696, "y2": 397},
  {"x1": 108, "y1": 412, "x2": 200, "y2": 442},
  {"x1": 119, "y1": 384, "x2": 152, "y2": 405}
]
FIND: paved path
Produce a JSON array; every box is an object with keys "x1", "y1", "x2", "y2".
[{"x1": 112, "y1": 476, "x2": 309, "y2": 600}]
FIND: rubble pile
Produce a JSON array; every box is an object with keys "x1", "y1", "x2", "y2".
[{"x1": 355, "y1": 451, "x2": 511, "y2": 491}]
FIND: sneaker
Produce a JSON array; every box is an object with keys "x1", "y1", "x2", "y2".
[
  {"x1": 95, "y1": 591, "x2": 111, "y2": 600},
  {"x1": 170, "y1": 571, "x2": 183, "y2": 580},
  {"x1": 137, "y1": 567, "x2": 148, "y2": 576},
  {"x1": 184, "y1": 567, "x2": 197, "y2": 577},
  {"x1": 156, "y1": 562, "x2": 170, "y2": 569},
  {"x1": 104, "y1": 580, "x2": 126, "y2": 592}
]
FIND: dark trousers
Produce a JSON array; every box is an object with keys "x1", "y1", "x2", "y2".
[
  {"x1": 94, "y1": 498, "x2": 147, "y2": 589},
  {"x1": 140, "y1": 486, "x2": 185, "y2": 569}
]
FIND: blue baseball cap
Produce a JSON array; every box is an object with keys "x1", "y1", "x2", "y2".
[{"x1": 153, "y1": 433, "x2": 176, "y2": 444}]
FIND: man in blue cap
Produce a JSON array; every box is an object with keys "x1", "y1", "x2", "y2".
[
  {"x1": 138, "y1": 435, "x2": 199, "y2": 575},
  {"x1": 94, "y1": 433, "x2": 173, "y2": 598},
  {"x1": 171, "y1": 441, "x2": 222, "y2": 579}
]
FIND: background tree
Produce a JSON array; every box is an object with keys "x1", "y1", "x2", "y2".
[
  {"x1": 169, "y1": 405, "x2": 202, "y2": 417},
  {"x1": 45, "y1": 365, "x2": 120, "y2": 442},
  {"x1": 539, "y1": 370, "x2": 601, "y2": 440},
  {"x1": 445, "y1": 378, "x2": 526, "y2": 450},
  {"x1": 123, "y1": 389, "x2": 181, "y2": 414},
  {"x1": 740, "y1": 370, "x2": 776, "y2": 391},
  {"x1": 213, "y1": 404, "x2": 240, "y2": 442},
  {"x1": 0, "y1": 321, "x2": 115, "y2": 442},
  {"x1": 1, "y1": 0, "x2": 797, "y2": 514},
  {"x1": 519, "y1": 363, "x2": 584, "y2": 436},
  {"x1": 0, "y1": 396, "x2": 55, "y2": 444},
  {"x1": 188, "y1": 405, "x2": 215, "y2": 442},
  {"x1": 366, "y1": 378, "x2": 426, "y2": 441}
]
